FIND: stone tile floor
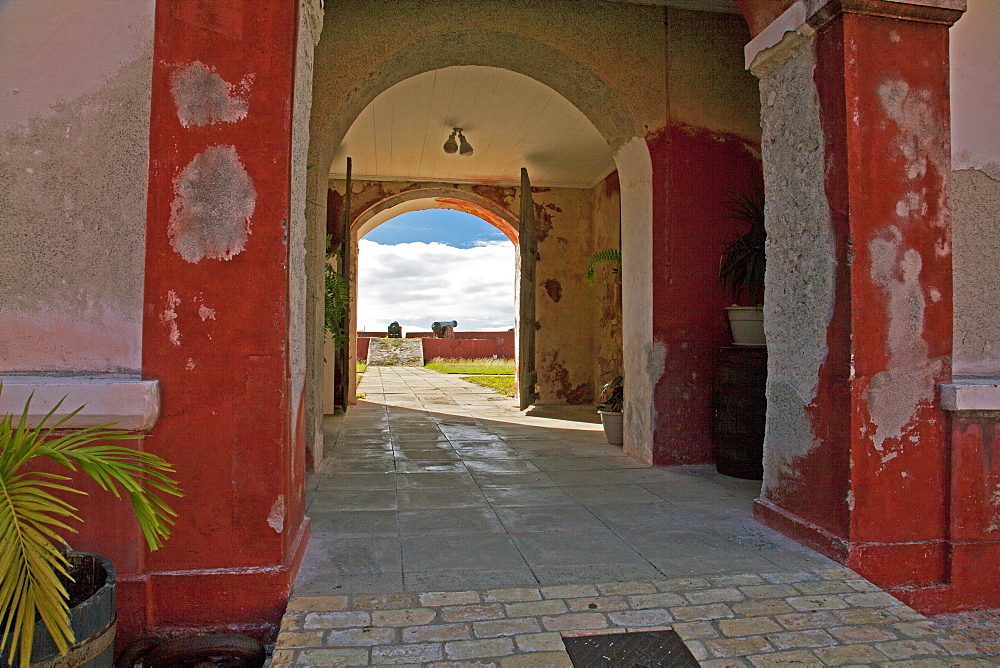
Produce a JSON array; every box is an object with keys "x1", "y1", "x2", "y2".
[{"x1": 275, "y1": 367, "x2": 998, "y2": 666}]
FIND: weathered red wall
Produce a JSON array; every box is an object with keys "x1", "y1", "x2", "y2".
[
  {"x1": 422, "y1": 336, "x2": 515, "y2": 362},
  {"x1": 892, "y1": 416, "x2": 1000, "y2": 612},
  {"x1": 755, "y1": 10, "x2": 966, "y2": 612},
  {"x1": 650, "y1": 124, "x2": 763, "y2": 466},
  {"x1": 81, "y1": 0, "x2": 311, "y2": 646},
  {"x1": 357, "y1": 337, "x2": 371, "y2": 360}
]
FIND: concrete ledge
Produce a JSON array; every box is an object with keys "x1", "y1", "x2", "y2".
[
  {"x1": 939, "y1": 378, "x2": 1000, "y2": 412},
  {"x1": 746, "y1": 0, "x2": 966, "y2": 70},
  {"x1": 0, "y1": 376, "x2": 161, "y2": 431},
  {"x1": 745, "y1": 1, "x2": 811, "y2": 70}
]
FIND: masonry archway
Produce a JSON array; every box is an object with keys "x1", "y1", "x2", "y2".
[
  {"x1": 354, "y1": 189, "x2": 520, "y2": 243},
  {"x1": 306, "y1": 14, "x2": 657, "y2": 464},
  {"x1": 325, "y1": 189, "x2": 521, "y2": 406}
]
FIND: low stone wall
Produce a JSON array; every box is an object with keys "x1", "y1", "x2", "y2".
[
  {"x1": 358, "y1": 333, "x2": 514, "y2": 361},
  {"x1": 406, "y1": 331, "x2": 513, "y2": 344},
  {"x1": 422, "y1": 337, "x2": 513, "y2": 362}
]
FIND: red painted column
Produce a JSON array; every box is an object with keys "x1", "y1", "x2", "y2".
[
  {"x1": 137, "y1": 1, "x2": 308, "y2": 639},
  {"x1": 754, "y1": 0, "x2": 963, "y2": 596}
]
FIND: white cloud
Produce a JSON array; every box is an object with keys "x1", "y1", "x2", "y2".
[{"x1": 356, "y1": 239, "x2": 515, "y2": 333}]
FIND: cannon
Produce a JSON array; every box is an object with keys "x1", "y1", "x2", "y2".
[
  {"x1": 387, "y1": 321, "x2": 402, "y2": 338},
  {"x1": 431, "y1": 320, "x2": 457, "y2": 338}
]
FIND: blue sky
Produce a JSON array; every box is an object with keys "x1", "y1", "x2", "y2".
[
  {"x1": 357, "y1": 210, "x2": 515, "y2": 333},
  {"x1": 363, "y1": 209, "x2": 508, "y2": 248}
]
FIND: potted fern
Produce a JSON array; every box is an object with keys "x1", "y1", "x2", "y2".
[
  {"x1": 587, "y1": 249, "x2": 625, "y2": 445},
  {"x1": 718, "y1": 190, "x2": 766, "y2": 346},
  {"x1": 0, "y1": 386, "x2": 181, "y2": 667},
  {"x1": 597, "y1": 374, "x2": 624, "y2": 446}
]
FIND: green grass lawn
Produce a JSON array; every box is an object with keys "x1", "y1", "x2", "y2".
[
  {"x1": 425, "y1": 357, "x2": 514, "y2": 375},
  {"x1": 357, "y1": 361, "x2": 367, "y2": 374},
  {"x1": 463, "y1": 375, "x2": 516, "y2": 397}
]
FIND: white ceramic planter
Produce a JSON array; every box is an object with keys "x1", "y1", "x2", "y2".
[
  {"x1": 599, "y1": 410, "x2": 624, "y2": 446},
  {"x1": 726, "y1": 306, "x2": 765, "y2": 346}
]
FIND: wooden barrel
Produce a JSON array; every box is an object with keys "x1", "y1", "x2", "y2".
[{"x1": 712, "y1": 346, "x2": 767, "y2": 480}]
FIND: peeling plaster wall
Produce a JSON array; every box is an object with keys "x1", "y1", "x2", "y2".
[
  {"x1": 0, "y1": 0, "x2": 155, "y2": 372},
  {"x1": 752, "y1": 33, "x2": 838, "y2": 499},
  {"x1": 591, "y1": 172, "x2": 624, "y2": 401},
  {"x1": 667, "y1": 9, "x2": 763, "y2": 143},
  {"x1": 618, "y1": 138, "x2": 656, "y2": 463},
  {"x1": 295, "y1": 0, "x2": 324, "y2": 467},
  {"x1": 649, "y1": 10, "x2": 764, "y2": 465},
  {"x1": 530, "y1": 187, "x2": 599, "y2": 405},
  {"x1": 951, "y1": 0, "x2": 1000, "y2": 377}
]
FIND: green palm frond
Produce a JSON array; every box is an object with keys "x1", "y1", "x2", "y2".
[
  {"x1": 325, "y1": 234, "x2": 350, "y2": 352},
  {"x1": 586, "y1": 248, "x2": 622, "y2": 284},
  {"x1": 719, "y1": 189, "x2": 766, "y2": 303},
  {"x1": 0, "y1": 387, "x2": 181, "y2": 667}
]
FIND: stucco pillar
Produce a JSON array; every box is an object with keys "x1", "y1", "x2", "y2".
[
  {"x1": 748, "y1": 0, "x2": 964, "y2": 592},
  {"x1": 139, "y1": 1, "x2": 309, "y2": 636}
]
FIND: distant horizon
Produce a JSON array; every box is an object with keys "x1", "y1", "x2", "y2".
[{"x1": 358, "y1": 324, "x2": 514, "y2": 334}]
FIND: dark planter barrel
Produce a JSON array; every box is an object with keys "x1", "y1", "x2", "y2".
[
  {"x1": 712, "y1": 346, "x2": 767, "y2": 480},
  {"x1": 1, "y1": 553, "x2": 116, "y2": 668}
]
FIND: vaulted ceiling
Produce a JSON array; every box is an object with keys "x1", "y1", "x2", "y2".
[{"x1": 330, "y1": 66, "x2": 615, "y2": 189}]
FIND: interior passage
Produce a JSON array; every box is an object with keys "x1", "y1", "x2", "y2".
[{"x1": 296, "y1": 367, "x2": 832, "y2": 595}]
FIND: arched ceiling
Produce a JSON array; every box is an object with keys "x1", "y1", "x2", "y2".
[{"x1": 329, "y1": 66, "x2": 615, "y2": 189}]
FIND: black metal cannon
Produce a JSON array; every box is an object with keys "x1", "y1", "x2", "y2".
[
  {"x1": 387, "y1": 321, "x2": 402, "y2": 338},
  {"x1": 431, "y1": 320, "x2": 457, "y2": 338}
]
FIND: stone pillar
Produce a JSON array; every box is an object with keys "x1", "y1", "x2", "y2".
[
  {"x1": 139, "y1": 1, "x2": 309, "y2": 636},
  {"x1": 748, "y1": 0, "x2": 964, "y2": 592}
]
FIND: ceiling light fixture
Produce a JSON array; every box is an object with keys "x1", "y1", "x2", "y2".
[{"x1": 444, "y1": 128, "x2": 473, "y2": 156}]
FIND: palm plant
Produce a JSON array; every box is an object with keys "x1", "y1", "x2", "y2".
[
  {"x1": 718, "y1": 190, "x2": 766, "y2": 303},
  {"x1": 586, "y1": 248, "x2": 621, "y2": 284},
  {"x1": 325, "y1": 234, "x2": 349, "y2": 352},
  {"x1": 599, "y1": 375, "x2": 624, "y2": 413},
  {"x1": 0, "y1": 387, "x2": 181, "y2": 667}
]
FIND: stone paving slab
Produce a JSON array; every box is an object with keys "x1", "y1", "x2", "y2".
[{"x1": 274, "y1": 566, "x2": 993, "y2": 666}]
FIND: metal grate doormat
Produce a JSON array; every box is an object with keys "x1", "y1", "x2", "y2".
[{"x1": 562, "y1": 630, "x2": 700, "y2": 667}]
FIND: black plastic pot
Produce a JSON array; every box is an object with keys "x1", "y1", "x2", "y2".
[{"x1": 1, "y1": 552, "x2": 116, "y2": 668}]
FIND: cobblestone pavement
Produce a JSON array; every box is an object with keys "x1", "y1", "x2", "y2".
[
  {"x1": 275, "y1": 569, "x2": 991, "y2": 666},
  {"x1": 931, "y1": 609, "x2": 1000, "y2": 658},
  {"x1": 276, "y1": 367, "x2": 997, "y2": 665}
]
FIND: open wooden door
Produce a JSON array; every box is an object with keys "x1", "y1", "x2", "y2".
[
  {"x1": 328, "y1": 186, "x2": 345, "y2": 410},
  {"x1": 517, "y1": 167, "x2": 537, "y2": 410},
  {"x1": 336, "y1": 157, "x2": 352, "y2": 411}
]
